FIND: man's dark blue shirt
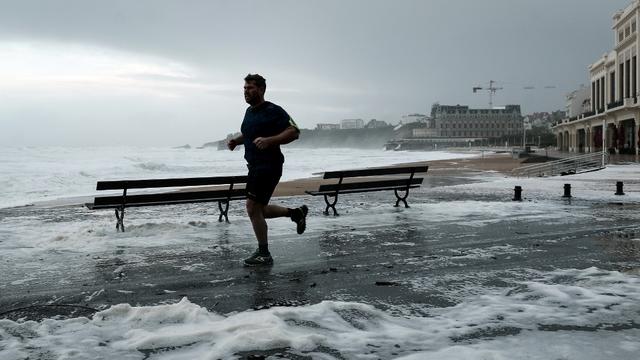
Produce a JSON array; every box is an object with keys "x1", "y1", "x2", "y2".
[{"x1": 241, "y1": 101, "x2": 299, "y2": 169}]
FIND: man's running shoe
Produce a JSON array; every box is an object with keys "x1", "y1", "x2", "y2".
[
  {"x1": 243, "y1": 249, "x2": 273, "y2": 267},
  {"x1": 291, "y1": 205, "x2": 308, "y2": 235}
]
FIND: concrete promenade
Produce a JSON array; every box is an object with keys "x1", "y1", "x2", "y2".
[{"x1": 2, "y1": 157, "x2": 639, "y2": 323}]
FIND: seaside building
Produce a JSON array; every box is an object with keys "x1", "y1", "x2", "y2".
[
  {"x1": 392, "y1": 121, "x2": 429, "y2": 140},
  {"x1": 525, "y1": 111, "x2": 565, "y2": 129},
  {"x1": 385, "y1": 104, "x2": 523, "y2": 150},
  {"x1": 553, "y1": 0, "x2": 640, "y2": 155},
  {"x1": 400, "y1": 113, "x2": 429, "y2": 125},
  {"x1": 565, "y1": 86, "x2": 591, "y2": 120},
  {"x1": 412, "y1": 128, "x2": 439, "y2": 138},
  {"x1": 316, "y1": 123, "x2": 341, "y2": 130},
  {"x1": 340, "y1": 118, "x2": 365, "y2": 129},
  {"x1": 365, "y1": 119, "x2": 389, "y2": 128},
  {"x1": 431, "y1": 104, "x2": 523, "y2": 139}
]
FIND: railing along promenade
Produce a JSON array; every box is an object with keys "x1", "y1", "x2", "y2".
[{"x1": 512, "y1": 151, "x2": 609, "y2": 178}]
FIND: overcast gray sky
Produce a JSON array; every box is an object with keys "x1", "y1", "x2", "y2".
[{"x1": 0, "y1": 0, "x2": 631, "y2": 146}]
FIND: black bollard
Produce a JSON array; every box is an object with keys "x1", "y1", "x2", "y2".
[
  {"x1": 513, "y1": 186, "x2": 522, "y2": 201},
  {"x1": 563, "y1": 184, "x2": 572, "y2": 198},
  {"x1": 615, "y1": 181, "x2": 625, "y2": 196}
]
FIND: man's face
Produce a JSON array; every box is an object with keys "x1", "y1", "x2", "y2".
[{"x1": 244, "y1": 81, "x2": 264, "y2": 105}]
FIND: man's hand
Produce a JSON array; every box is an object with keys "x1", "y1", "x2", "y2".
[
  {"x1": 227, "y1": 138, "x2": 238, "y2": 151},
  {"x1": 253, "y1": 137, "x2": 273, "y2": 150}
]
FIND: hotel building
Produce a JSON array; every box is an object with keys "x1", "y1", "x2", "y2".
[
  {"x1": 554, "y1": 1, "x2": 640, "y2": 155},
  {"x1": 431, "y1": 104, "x2": 523, "y2": 139}
]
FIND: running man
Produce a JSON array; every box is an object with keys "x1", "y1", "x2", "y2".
[{"x1": 227, "y1": 74, "x2": 308, "y2": 266}]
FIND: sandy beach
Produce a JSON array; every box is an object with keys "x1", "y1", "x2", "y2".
[{"x1": 274, "y1": 152, "x2": 526, "y2": 197}]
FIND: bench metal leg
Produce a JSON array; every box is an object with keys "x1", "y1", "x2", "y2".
[
  {"x1": 394, "y1": 189, "x2": 410, "y2": 208},
  {"x1": 323, "y1": 194, "x2": 339, "y2": 216},
  {"x1": 115, "y1": 207, "x2": 125, "y2": 232},
  {"x1": 218, "y1": 200, "x2": 230, "y2": 223}
]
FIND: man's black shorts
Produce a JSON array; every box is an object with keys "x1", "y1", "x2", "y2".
[{"x1": 246, "y1": 165, "x2": 282, "y2": 205}]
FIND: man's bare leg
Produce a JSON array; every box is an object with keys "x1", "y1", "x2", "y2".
[
  {"x1": 243, "y1": 199, "x2": 274, "y2": 265},
  {"x1": 246, "y1": 199, "x2": 268, "y2": 251},
  {"x1": 265, "y1": 204, "x2": 308, "y2": 235},
  {"x1": 263, "y1": 204, "x2": 289, "y2": 219},
  {"x1": 244, "y1": 199, "x2": 308, "y2": 267}
]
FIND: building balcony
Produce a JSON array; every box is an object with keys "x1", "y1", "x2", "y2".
[
  {"x1": 615, "y1": 32, "x2": 637, "y2": 51},
  {"x1": 608, "y1": 100, "x2": 624, "y2": 109}
]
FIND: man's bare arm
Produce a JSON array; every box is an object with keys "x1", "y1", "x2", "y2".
[{"x1": 253, "y1": 126, "x2": 299, "y2": 150}]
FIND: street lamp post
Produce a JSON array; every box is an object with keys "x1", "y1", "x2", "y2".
[{"x1": 522, "y1": 119, "x2": 526, "y2": 149}]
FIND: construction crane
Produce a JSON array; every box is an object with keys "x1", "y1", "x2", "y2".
[{"x1": 472, "y1": 80, "x2": 503, "y2": 108}]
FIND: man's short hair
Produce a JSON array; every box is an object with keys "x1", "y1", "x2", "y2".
[{"x1": 244, "y1": 74, "x2": 266, "y2": 90}]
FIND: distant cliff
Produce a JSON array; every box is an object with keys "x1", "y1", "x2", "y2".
[{"x1": 294, "y1": 127, "x2": 395, "y2": 149}]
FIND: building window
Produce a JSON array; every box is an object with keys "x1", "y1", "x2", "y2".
[
  {"x1": 620, "y1": 31, "x2": 624, "y2": 42},
  {"x1": 633, "y1": 56, "x2": 637, "y2": 98},
  {"x1": 633, "y1": 21, "x2": 637, "y2": 33},
  {"x1": 626, "y1": 59, "x2": 631, "y2": 98},
  {"x1": 620, "y1": 63, "x2": 624, "y2": 100},
  {"x1": 626, "y1": 26, "x2": 631, "y2": 37},
  {"x1": 601, "y1": 76, "x2": 605, "y2": 108},
  {"x1": 592, "y1": 81, "x2": 596, "y2": 111},
  {"x1": 611, "y1": 71, "x2": 616, "y2": 102}
]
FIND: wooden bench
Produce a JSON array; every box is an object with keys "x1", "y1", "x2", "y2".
[
  {"x1": 305, "y1": 166, "x2": 428, "y2": 216},
  {"x1": 85, "y1": 176, "x2": 248, "y2": 232}
]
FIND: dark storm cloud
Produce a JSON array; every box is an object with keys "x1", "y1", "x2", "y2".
[{"x1": 0, "y1": 0, "x2": 632, "y2": 145}]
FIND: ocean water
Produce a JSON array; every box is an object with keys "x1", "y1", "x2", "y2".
[{"x1": 0, "y1": 146, "x2": 477, "y2": 209}]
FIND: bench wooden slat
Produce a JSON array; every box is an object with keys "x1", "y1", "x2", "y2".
[
  {"x1": 89, "y1": 188, "x2": 247, "y2": 208},
  {"x1": 86, "y1": 195, "x2": 246, "y2": 210},
  {"x1": 314, "y1": 178, "x2": 423, "y2": 193},
  {"x1": 96, "y1": 176, "x2": 249, "y2": 190},
  {"x1": 306, "y1": 184, "x2": 421, "y2": 196},
  {"x1": 323, "y1": 166, "x2": 428, "y2": 179}
]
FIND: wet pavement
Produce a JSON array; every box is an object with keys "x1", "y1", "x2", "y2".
[{"x1": 2, "y1": 167, "x2": 640, "y2": 326}]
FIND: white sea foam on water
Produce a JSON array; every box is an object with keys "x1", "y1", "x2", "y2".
[
  {"x1": 439, "y1": 164, "x2": 640, "y2": 203},
  {"x1": 0, "y1": 146, "x2": 478, "y2": 208},
  {"x1": 1, "y1": 267, "x2": 639, "y2": 359}
]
